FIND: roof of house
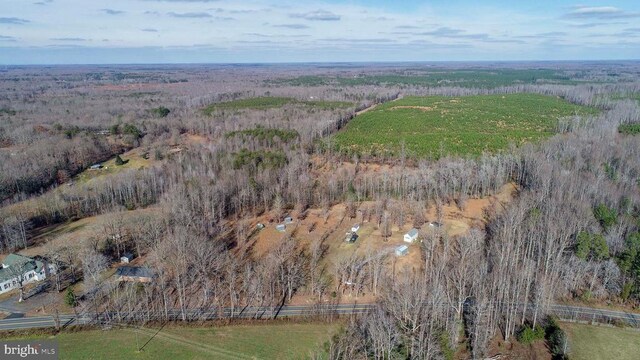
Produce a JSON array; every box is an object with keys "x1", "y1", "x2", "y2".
[
  {"x1": 406, "y1": 228, "x2": 419, "y2": 237},
  {"x1": 121, "y1": 252, "x2": 134, "y2": 259},
  {"x1": 396, "y1": 245, "x2": 409, "y2": 251},
  {"x1": 0, "y1": 254, "x2": 43, "y2": 282},
  {"x1": 116, "y1": 266, "x2": 154, "y2": 279}
]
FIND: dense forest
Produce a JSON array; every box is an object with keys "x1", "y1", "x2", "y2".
[{"x1": 1, "y1": 62, "x2": 640, "y2": 359}]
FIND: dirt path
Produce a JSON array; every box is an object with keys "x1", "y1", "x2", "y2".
[
  {"x1": 355, "y1": 94, "x2": 403, "y2": 116},
  {"x1": 130, "y1": 327, "x2": 255, "y2": 360},
  {"x1": 389, "y1": 105, "x2": 433, "y2": 111}
]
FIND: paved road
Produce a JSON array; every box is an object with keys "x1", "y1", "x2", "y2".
[
  {"x1": 0, "y1": 303, "x2": 637, "y2": 332},
  {"x1": 0, "y1": 314, "x2": 78, "y2": 331}
]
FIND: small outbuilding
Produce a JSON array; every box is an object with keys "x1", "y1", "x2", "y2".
[
  {"x1": 89, "y1": 164, "x2": 103, "y2": 170},
  {"x1": 120, "y1": 252, "x2": 134, "y2": 264},
  {"x1": 351, "y1": 224, "x2": 360, "y2": 233},
  {"x1": 284, "y1": 216, "x2": 293, "y2": 224},
  {"x1": 429, "y1": 222, "x2": 443, "y2": 228},
  {"x1": 404, "y1": 228, "x2": 419, "y2": 243},
  {"x1": 276, "y1": 224, "x2": 286, "y2": 232},
  {"x1": 256, "y1": 223, "x2": 265, "y2": 230},
  {"x1": 395, "y1": 245, "x2": 409, "y2": 256},
  {"x1": 345, "y1": 232, "x2": 358, "y2": 243}
]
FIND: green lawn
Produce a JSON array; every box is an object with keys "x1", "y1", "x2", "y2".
[
  {"x1": 562, "y1": 323, "x2": 640, "y2": 360},
  {"x1": 203, "y1": 97, "x2": 352, "y2": 114},
  {"x1": 8, "y1": 322, "x2": 339, "y2": 360},
  {"x1": 73, "y1": 149, "x2": 155, "y2": 185},
  {"x1": 333, "y1": 93, "x2": 596, "y2": 158}
]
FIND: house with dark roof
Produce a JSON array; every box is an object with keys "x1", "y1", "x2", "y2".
[
  {"x1": 115, "y1": 266, "x2": 154, "y2": 283},
  {"x1": 0, "y1": 254, "x2": 55, "y2": 294}
]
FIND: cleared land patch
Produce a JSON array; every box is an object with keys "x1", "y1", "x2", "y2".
[
  {"x1": 203, "y1": 96, "x2": 352, "y2": 114},
  {"x1": 562, "y1": 323, "x2": 640, "y2": 360},
  {"x1": 333, "y1": 93, "x2": 596, "y2": 158}
]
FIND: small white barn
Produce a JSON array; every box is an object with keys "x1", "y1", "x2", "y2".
[
  {"x1": 276, "y1": 224, "x2": 286, "y2": 232},
  {"x1": 404, "y1": 228, "x2": 419, "y2": 243},
  {"x1": 120, "y1": 252, "x2": 135, "y2": 264},
  {"x1": 395, "y1": 245, "x2": 409, "y2": 256},
  {"x1": 429, "y1": 222, "x2": 443, "y2": 228},
  {"x1": 284, "y1": 216, "x2": 293, "y2": 224},
  {"x1": 351, "y1": 224, "x2": 360, "y2": 233}
]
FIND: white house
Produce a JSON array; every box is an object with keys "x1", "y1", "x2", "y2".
[
  {"x1": 404, "y1": 228, "x2": 419, "y2": 243},
  {"x1": 0, "y1": 254, "x2": 55, "y2": 295},
  {"x1": 395, "y1": 245, "x2": 409, "y2": 256},
  {"x1": 351, "y1": 224, "x2": 360, "y2": 233}
]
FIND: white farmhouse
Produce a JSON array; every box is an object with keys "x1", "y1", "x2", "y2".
[
  {"x1": 403, "y1": 228, "x2": 419, "y2": 243},
  {"x1": 0, "y1": 254, "x2": 55, "y2": 295}
]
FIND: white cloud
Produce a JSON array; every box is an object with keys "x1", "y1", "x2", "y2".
[
  {"x1": 289, "y1": 9, "x2": 340, "y2": 21},
  {"x1": 564, "y1": 6, "x2": 640, "y2": 19}
]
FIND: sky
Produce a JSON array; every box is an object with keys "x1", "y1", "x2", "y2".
[{"x1": 0, "y1": 0, "x2": 639, "y2": 64}]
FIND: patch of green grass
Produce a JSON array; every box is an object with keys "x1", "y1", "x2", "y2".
[
  {"x1": 73, "y1": 150, "x2": 154, "y2": 184},
  {"x1": 269, "y1": 69, "x2": 584, "y2": 88},
  {"x1": 203, "y1": 97, "x2": 352, "y2": 115},
  {"x1": 562, "y1": 323, "x2": 640, "y2": 360},
  {"x1": 333, "y1": 93, "x2": 597, "y2": 158},
  {"x1": 618, "y1": 122, "x2": 640, "y2": 135},
  {"x1": 7, "y1": 323, "x2": 338, "y2": 360}
]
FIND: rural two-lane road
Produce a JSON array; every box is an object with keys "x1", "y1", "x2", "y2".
[{"x1": 0, "y1": 303, "x2": 638, "y2": 332}]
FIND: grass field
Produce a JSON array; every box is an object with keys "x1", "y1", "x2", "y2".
[
  {"x1": 8, "y1": 322, "x2": 338, "y2": 360},
  {"x1": 562, "y1": 323, "x2": 640, "y2": 360},
  {"x1": 203, "y1": 97, "x2": 352, "y2": 114},
  {"x1": 333, "y1": 93, "x2": 596, "y2": 158},
  {"x1": 73, "y1": 148, "x2": 157, "y2": 184}
]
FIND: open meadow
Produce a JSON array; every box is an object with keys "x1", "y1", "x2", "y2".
[
  {"x1": 5, "y1": 322, "x2": 339, "y2": 360},
  {"x1": 562, "y1": 323, "x2": 640, "y2": 360},
  {"x1": 333, "y1": 93, "x2": 597, "y2": 158}
]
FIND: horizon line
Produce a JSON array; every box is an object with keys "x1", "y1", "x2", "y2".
[{"x1": 2, "y1": 59, "x2": 640, "y2": 67}]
